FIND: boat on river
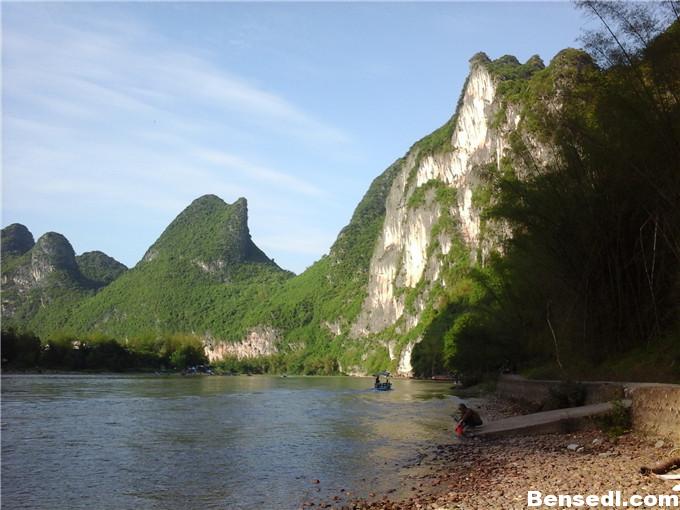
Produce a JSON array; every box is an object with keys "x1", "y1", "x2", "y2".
[{"x1": 374, "y1": 371, "x2": 392, "y2": 391}]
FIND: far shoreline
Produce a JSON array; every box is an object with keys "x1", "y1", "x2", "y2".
[{"x1": 0, "y1": 369, "x2": 456, "y2": 381}]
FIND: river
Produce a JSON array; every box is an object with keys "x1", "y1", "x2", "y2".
[{"x1": 1, "y1": 374, "x2": 460, "y2": 509}]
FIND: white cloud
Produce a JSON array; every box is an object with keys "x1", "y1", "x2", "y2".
[{"x1": 3, "y1": 11, "x2": 349, "y2": 145}]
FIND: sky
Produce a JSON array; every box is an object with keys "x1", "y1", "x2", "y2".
[{"x1": 2, "y1": 2, "x2": 593, "y2": 274}]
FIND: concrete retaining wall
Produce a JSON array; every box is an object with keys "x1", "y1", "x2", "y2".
[
  {"x1": 496, "y1": 375, "x2": 625, "y2": 411},
  {"x1": 497, "y1": 375, "x2": 679, "y2": 441},
  {"x1": 628, "y1": 384, "x2": 680, "y2": 442}
]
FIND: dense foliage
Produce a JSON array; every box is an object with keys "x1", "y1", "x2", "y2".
[
  {"x1": 1, "y1": 328, "x2": 208, "y2": 371},
  {"x1": 76, "y1": 251, "x2": 128, "y2": 289},
  {"x1": 2, "y1": 177, "x2": 403, "y2": 374},
  {"x1": 441, "y1": 9, "x2": 680, "y2": 383},
  {"x1": 2, "y1": 180, "x2": 403, "y2": 374},
  {"x1": 1, "y1": 230, "x2": 110, "y2": 331}
]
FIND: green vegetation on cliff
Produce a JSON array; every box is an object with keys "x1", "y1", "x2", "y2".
[
  {"x1": 2, "y1": 169, "x2": 402, "y2": 374},
  {"x1": 441, "y1": 8, "x2": 680, "y2": 383}
]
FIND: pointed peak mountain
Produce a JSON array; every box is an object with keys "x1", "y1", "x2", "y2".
[
  {"x1": 142, "y1": 194, "x2": 278, "y2": 272},
  {"x1": 231, "y1": 196, "x2": 248, "y2": 217},
  {"x1": 2, "y1": 223, "x2": 35, "y2": 258},
  {"x1": 182, "y1": 194, "x2": 249, "y2": 221}
]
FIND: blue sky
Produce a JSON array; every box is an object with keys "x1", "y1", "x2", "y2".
[{"x1": 2, "y1": 2, "x2": 591, "y2": 274}]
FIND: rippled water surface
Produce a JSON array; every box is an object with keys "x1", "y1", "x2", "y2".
[{"x1": 1, "y1": 375, "x2": 459, "y2": 509}]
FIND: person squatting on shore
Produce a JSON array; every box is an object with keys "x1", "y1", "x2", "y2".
[{"x1": 455, "y1": 403, "x2": 483, "y2": 436}]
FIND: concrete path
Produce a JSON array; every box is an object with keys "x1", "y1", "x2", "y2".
[{"x1": 474, "y1": 400, "x2": 631, "y2": 438}]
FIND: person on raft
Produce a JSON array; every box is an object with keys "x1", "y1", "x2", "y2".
[{"x1": 456, "y1": 403, "x2": 483, "y2": 433}]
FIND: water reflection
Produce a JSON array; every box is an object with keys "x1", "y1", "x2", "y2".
[{"x1": 2, "y1": 375, "x2": 460, "y2": 510}]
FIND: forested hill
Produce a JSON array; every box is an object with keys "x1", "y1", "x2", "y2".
[
  {"x1": 1, "y1": 225, "x2": 128, "y2": 329},
  {"x1": 50, "y1": 195, "x2": 290, "y2": 339}
]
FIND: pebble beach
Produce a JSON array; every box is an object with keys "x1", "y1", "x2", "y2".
[{"x1": 303, "y1": 397, "x2": 678, "y2": 510}]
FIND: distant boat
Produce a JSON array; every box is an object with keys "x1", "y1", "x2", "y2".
[
  {"x1": 374, "y1": 371, "x2": 392, "y2": 391},
  {"x1": 431, "y1": 374, "x2": 458, "y2": 382}
]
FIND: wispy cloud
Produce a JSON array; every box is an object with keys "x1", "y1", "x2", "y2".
[
  {"x1": 3, "y1": 10, "x2": 349, "y2": 145},
  {"x1": 195, "y1": 149, "x2": 323, "y2": 197},
  {"x1": 258, "y1": 231, "x2": 336, "y2": 258}
]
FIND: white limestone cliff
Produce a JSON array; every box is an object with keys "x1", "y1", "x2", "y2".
[
  {"x1": 204, "y1": 326, "x2": 280, "y2": 362},
  {"x1": 351, "y1": 63, "x2": 521, "y2": 376}
]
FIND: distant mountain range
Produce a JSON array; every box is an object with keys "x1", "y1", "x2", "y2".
[
  {"x1": 2, "y1": 224, "x2": 127, "y2": 325},
  {"x1": 2, "y1": 195, "x2": 291, "y2": 341}
]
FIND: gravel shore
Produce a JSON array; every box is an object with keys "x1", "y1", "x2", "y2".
[{"x1": 303, "y1": 398, "x2": 678, "y2": 510}]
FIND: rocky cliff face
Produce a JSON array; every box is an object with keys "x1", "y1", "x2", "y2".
[
  {"x1": 1, "y1": 231, "x2": 80, "y2": 320},
  {"x1": 348, "y1": 58, "x2": 528, "y2": 375},
  {"x1": 29, "y1": 233, "x2": 80, "y2": 281},
  {"x1": 204, "y1": 326, "x2": 280, "y2": 362},
  {"x1": 3, "y1": 232, "x2": 78, "y2": 289}
]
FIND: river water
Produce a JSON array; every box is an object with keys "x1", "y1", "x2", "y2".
[{"x1": 1, "y1": 374, "x2": 460, "y2": 509}]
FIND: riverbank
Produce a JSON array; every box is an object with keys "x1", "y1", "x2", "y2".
[
  {"x1": 305, "y1": 403, "x2": 678, "y2": 510},
  {"x1": 356, "y1": 431, "x2": 675, "y2": 510}
]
